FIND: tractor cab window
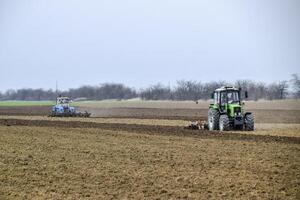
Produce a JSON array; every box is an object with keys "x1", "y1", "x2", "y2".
[
  {"x1": 214, "y1": 92, "x2": 219, "y2": 105},
  {"x1": 57, "y1": 98, "x2": 70, "y2": 105},
  {"x1": 220, "y1": 92, "x2": 227, "y2": 106},
  {"x1": 219, "y1": 90, "x2": 240, "y2": 105},
  {"x1": 227, "y1": 91, "x2": 240, "y2": 104}
]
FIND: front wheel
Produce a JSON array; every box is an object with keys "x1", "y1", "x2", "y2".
[{"x1": 244, "y1": 114, "x2": 254, "y2": 131}]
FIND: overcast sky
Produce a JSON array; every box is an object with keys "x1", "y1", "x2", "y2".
[{"x1": 0, "y1": 0, "x2": 299, "y2": 91}]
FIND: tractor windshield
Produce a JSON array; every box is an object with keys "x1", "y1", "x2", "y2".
[
  {"x1": 227, "y1": 91, "x2": 240, "y2": 104},
  {"x1": 219, "y1": 90, "x2": 240, "y2": 105}
]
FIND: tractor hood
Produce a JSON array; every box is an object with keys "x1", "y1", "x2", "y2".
[{"x1": 227, "y1": 103, "x2": 242, "y2": 117}]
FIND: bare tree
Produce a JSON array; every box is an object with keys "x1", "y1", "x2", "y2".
[
  {"x1": 254, "y1": 82, "x2": 267, "y2": 100},
  {"x1": 290, "y1": 74, "x2": 300, "y2": 98},
  {"x1": 278, "y1": 81, "x2": 289, "y2": 99},
  {"x1": 267, "y1": 81, "x2": 289, "y2": 100},
  {"x1": 140, "y1": 84, "x2": 172, "y2": 100}
]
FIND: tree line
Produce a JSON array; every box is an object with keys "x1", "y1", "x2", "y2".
[
  {"x1": 0, "y1": 83, "x2": 137, "y2": 101},
  {"x1": 1, "y1": 74, "x2": 299, "y2": 101}
]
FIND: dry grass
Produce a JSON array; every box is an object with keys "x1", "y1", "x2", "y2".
[
  {"x1": 248, "y1": 123, "x2": 300, "y2": 138},
  {"x1": 0, "y1": 125, "x2": 299, "y2": 199}
]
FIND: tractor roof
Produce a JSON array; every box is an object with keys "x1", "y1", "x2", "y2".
[
  {"x1": 57, "y1": 97, "x2": 70, "y2": 100},
  {"x1": 56, "y1": 97, "x2": 71, "y2": 104},
  {"x1": 215, "y1": 86, "x2": 239, "y2": 92}
]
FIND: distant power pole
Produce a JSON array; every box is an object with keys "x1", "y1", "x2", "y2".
[{"x1": 56, "y1": 80, "x2": 58, "y2": 97}]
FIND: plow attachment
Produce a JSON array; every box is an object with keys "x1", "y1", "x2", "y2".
[
  {"x1": 184, "y1": 121, "x2": 209, "y2": 130},
  {"x1": 49, "y1": 111, "x2": 91, "y2": 118}
]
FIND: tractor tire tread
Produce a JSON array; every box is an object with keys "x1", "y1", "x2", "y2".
[
  {"x1": 219, "y1": 114, "x2": 230, "y2": 131},
  {"x1": 208, "y1": 108, "x2": 220, "y2": 130},
  {"x1": 245, "y1": 114, "x2": 254, "y2": 131}
]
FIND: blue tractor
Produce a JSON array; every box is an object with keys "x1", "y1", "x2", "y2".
[{"x1": 49, "y1": 97, "x2": 91, "y2": 117}]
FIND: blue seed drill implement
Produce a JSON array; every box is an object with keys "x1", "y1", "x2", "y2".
[{"x1": 49, "y1": 97, "x2": 91, "y2": 117}]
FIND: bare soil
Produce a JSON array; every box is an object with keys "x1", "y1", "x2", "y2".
[
  {"x1": 0, "y1": 101, "x2": 299, "y2": 199},
  {"x1": 0, "y1": 106, "x2": 299, "y2": 123},
  {"x1": 0, "y1": 106, "x2": 50, "y2": 116},
  {"x1": 0, "y1": 124, "x2": 299, "y2": 199}
]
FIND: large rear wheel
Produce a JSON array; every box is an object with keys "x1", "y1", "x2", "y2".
[
  {"x1": 219, "y1": 115, "x2": 230, "y2": 131},
  {"x1": 244, "y1": 114, "x2": 254, "y2": 131},
  {"x1": 208, "y1": 108, "x2": 219, "y2": 130}
]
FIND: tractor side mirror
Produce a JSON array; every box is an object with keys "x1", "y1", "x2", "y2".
[
  {"x1": 211, "y1": 93, "x2": 214, "y2": 99},
  {"x1": 245, "y1": 91, "x2": 248, "y2": 99}
]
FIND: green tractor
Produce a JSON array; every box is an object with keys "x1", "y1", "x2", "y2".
[{"x1": 208, "y1": 86, "x2": 254, "y2": 131}]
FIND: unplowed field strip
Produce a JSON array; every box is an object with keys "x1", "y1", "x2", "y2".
[
  {"x1": 0, "y1": 115, "x2": 188, "y2": 127},
  {"x1": 1, "y1": 106, "x2": 300, "y2": 123},
  {"x1": 1, "y1": 118, "x2": 299, "y2": 144}
]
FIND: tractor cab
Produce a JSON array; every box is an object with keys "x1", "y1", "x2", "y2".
[
  {"x1": 56, "y1": 97, "x2": 71, "y2": 108},
  {"x1": 213, "y1": 86, "x2": 242, "y2": 114},
  {"x1": 208, "y1": 86, "x2": 254, "y2": 131},
  {"x1": 213, "y1": 86, "x2": 241, "y2": 104}
]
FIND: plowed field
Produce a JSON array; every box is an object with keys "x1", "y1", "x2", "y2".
[{"x1": 0, "y1": 100, "x2": 300, "y2": 199}]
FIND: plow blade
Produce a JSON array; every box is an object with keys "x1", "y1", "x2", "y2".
[{"x1": 49, "y1": 111, "x2": 91, "y2": 118}]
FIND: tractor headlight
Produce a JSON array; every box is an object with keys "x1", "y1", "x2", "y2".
[
  {"x1": 234, "y1": 107, "x2": 242, "y2": 116},
  {"x1": 235, "y1": 112, "x2": 241, "y2": 116}
]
